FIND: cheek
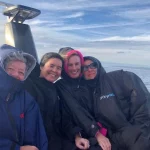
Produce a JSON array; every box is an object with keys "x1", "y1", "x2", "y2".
[
  {"x1": 57, "y1": 70, "x2": 62, "y2": 77},
  {"x1": 41, "y1": 67, "x2": 49, "y2": 74},
  {"x1": 94, "y1": 70, "x2": 97, "y2": 76},
  {"x1": 83, "y1": 72, "x2": 88, "y2": 78},
  {"x1": 20, "y1": 76, "x2": 25, "y2": 81}
]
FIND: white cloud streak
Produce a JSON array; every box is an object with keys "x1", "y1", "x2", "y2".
[
  {"x1": 116, "y1": 8, "x2": 150, "y2": 20},
  {"x1": 91, "y1": 35, "x2": 150, "y2": 42},
  {"x1": 61, "y1": 12, "x2": 84, "y2": 19}
]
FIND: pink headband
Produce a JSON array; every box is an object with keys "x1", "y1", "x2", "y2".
[{"x1": 64, "y1": 50, "x2": 84, "y2": 76}]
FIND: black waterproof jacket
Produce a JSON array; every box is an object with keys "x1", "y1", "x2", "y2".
[
  {"x1": 24, "y1": 63, "x2": 62, "y2": 150},
  {"x1": 56, "y1": 56, "x2": 150, "y2": 150},
  {"x1": 55, "y1": 69, "x2": 103, "y2": 150}
]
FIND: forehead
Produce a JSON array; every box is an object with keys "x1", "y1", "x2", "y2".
[
  {"x1": 7, "y1": 60, "x2": 26, "y2": 67},
  {"x1": 84, "y1": 59, "x2": 93, "y2": 65},
  {"x1": 45, "y1": 58, "x2": 62, "y2": 66},
  {"x1": 68, "y1": 55, "x2": 80, "y2": 63}
]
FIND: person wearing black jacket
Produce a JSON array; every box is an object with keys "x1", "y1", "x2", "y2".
[
  {"x1": 81, "y1": 56, "x2": 150, "y2": 150},
  {"x1": 56, "y1": 47, "x2": 150, "y2": 150},
  {"x1": 24, "y1": 52, "x2": 63, "y2": 150},
  {"x1": 56, "y1": 49, "x2": 110, "y2": 150}
]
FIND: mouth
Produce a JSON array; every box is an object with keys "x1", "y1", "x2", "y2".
[
  {"x1": 71, "y1": 71, "x2": 78, "y2": 74},
  {"x1": 47, "y1": 72, "x2": 57, "y2": 78},
  {"x1": 70, "y1": 70, "x2": 80, "y2": 76},
  {"x1": 88, "y1": 73, "x2": 95, "y2": 76}
]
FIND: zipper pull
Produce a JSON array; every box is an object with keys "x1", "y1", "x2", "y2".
[
  {"x1": 94, "y1": 89, "x2": 96, "y2": 94},
  {"x1": 6, "y1": 93, "x2": 11, "y2": 101}
]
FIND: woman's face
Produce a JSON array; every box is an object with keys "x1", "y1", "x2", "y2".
[
  {"x1": 67, "y1": 55, "x2": 81, "y2": 78},
  {"x1": 5, "y1": 60, "x2": 26, "y2": 81},
  {"x1": 83, "y1": 60, "x2": 97, "y2": 80},
  {"x1": 40, "y1": 58, "x2": 62, "y2": 82}
]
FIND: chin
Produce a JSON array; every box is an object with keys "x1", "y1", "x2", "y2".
[{"x1": 72, "y1": 75, "x2": 79, "y2": 78}]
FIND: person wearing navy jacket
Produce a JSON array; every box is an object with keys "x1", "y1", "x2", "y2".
[{"x1": 0, "y1": 44, "x2": 48, "y2": 150}]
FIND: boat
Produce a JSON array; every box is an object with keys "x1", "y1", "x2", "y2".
[{"x1": 0, "y1": 1, "x2": 40, "y2": 60}]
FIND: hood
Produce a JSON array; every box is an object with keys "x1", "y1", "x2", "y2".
[
  {"x1": 0, "y1": 44, "x2": 36, "y2": 80},
  {"x1": 83, "y1": 56, "x2": 106, "y2": 87}
]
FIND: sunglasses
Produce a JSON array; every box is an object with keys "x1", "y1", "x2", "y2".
[{"x1": 83, "y1": 62, "x2": 97, "y2": 72}]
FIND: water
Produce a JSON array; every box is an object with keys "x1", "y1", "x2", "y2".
[{"x1": 102, "y1": 62, "x2": 150, "y2": 92}]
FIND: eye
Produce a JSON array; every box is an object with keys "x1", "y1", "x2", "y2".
[
  {"x1": 68, "y1": 63, "x2": 73, "y2": 67},
  {"x1": 50, "y1": 64, "x2": 55, "y2": 68},
  {"x1": 57, "y1": 66, "x2": 62, "y2": 71},
  {"x1": 19, "y1": 72, "x2": 25, "y2": 76},
  {"x1": 7, "y1": 67, "x2": 14, "y2": 72},
  {"x1": 83, "y1": 66, "x2": 88, "y2": 71},
  {"x1": 75, "y1": 62, "x2": 80, "y2": 66}
]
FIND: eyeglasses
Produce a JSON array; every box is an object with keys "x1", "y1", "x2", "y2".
[{"x1": 83, "y1": 62, "x2": 97, "y2": 72}]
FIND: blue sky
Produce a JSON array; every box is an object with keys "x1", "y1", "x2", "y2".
[{"x1": 0, "y1": 0, "x2": 150, "y2": 66}]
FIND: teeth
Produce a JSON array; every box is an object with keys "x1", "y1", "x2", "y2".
[
  {"x1": 50, "y1": 74, "x2": 55, "y2": 77},
  {"x1": 47, "y1": 73, "x2": 56, "y2": 77},
  {"x1": 71, "y1": 71, "x2": 78, "y2": 74}
]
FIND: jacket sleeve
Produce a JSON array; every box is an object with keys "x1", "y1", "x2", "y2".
[
  {"x1": 123, "y1": 71, "x2": 150, "y2": 126},
  {"x1": 55, "y1": 80, "x2": 100, "y2": 137},
  {"x1": 23, "y1": 98, "x2": 48, "y2": 150},
  {"x1": 114, "y1": 71, "x2": 150, "y2": 149},
  {"x1": 60, "y1": 96, "x2": 83, "y2": 140}
]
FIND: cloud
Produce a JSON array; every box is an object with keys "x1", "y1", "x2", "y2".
[
  {"x1": 46, "y1": 21, "x2": 150, "y2": 31},
  {"x1": 33, "y1": 0, "x2": 149, "y2": 11},
  {"x1": 91, "y1": 35, "x2": 150, "y2": 42},
  {"x1": 28, "y1": 20, "x2": 50, "y2": 25},
  {"x1": 61, "y1": 12, "x2": 84, "y2": 19},
  {"x1": 116, "y1": 8, "x2": 150, "y2": 20}
]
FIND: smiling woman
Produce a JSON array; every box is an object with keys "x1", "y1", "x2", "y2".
[
  {"x1": 83, "y1": 60, "x2": 98, "y2": 80},
  {"x1": 24, "y1": 52, "x2": 64, "y2": 150},
  {"x1": 40, "y1": 53, "x2": 63, "y2": 82}
]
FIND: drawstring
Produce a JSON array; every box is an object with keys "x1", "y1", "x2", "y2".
[{"x1": 77, "y1": 77, "x2": 82, "y2": 88}]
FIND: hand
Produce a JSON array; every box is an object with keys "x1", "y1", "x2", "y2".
[
  {"x1": 75, "y1": 134, "x2": 90, "y2": 150},
  {"x1": 20, "y1": 146, "x2": 38, "y2": 150},
  {"x1": 96, "y1": 132, "x2": 111, "y2": 150}
]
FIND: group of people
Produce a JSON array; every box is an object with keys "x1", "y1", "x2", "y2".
[{"x1": 0, "y1": 44, "x2": 150, "y2": 150}]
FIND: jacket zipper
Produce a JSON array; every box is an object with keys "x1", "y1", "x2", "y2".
[{"x1": 5, "y1": 93, "x2": 19, "y2": 143}]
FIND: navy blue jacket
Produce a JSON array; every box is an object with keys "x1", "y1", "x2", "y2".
[{"x1": 0, "y1": 45, "x2": 48, "y2": 150}]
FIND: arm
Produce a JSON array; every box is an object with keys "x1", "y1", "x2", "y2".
[
  {"x1": 55, "y1": 80, "x2": 100, "y2": 137},
  {"x1": 61, "y1": 101, "x2": 90, "y2": 149},
  {"x1": 61, "y1": 97, "x2": 83, "y2": 140},
  {"x1": 112, "y1": 71, "x2": 150, "y2": 149},
  {"x1": 123, "y1": 71, "x2": 150, "y2": 126},
  {"x1": 23, "y1": 97, "x2": 48, "y2": 150}
]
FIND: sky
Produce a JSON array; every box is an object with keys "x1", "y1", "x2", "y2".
[{"x1": 0, "y1": 0, "x2": 150, "y2": 67}]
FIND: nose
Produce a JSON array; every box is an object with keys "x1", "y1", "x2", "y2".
[
  {"x1": 72, "y1": 65, "x2": 77, "y2": 70},
  {"x1": 11, "y1": 72, "x2": 20, "y2": 80},
  {"x1": 51, "y1": 66, "x2": 57, "y2": 72}
]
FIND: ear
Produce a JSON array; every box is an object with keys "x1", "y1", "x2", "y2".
[{"x1": 40, "y1": 66, "x2": 43, "y2": 71}]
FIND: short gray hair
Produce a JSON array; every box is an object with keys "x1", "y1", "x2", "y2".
[{"x1": 3, "y1": 51, "x2": 27, "y2": 69}]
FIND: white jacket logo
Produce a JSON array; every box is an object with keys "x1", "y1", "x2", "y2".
[{"x1": 100, "y1": 93, "x2": 115, "y2": 100}]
